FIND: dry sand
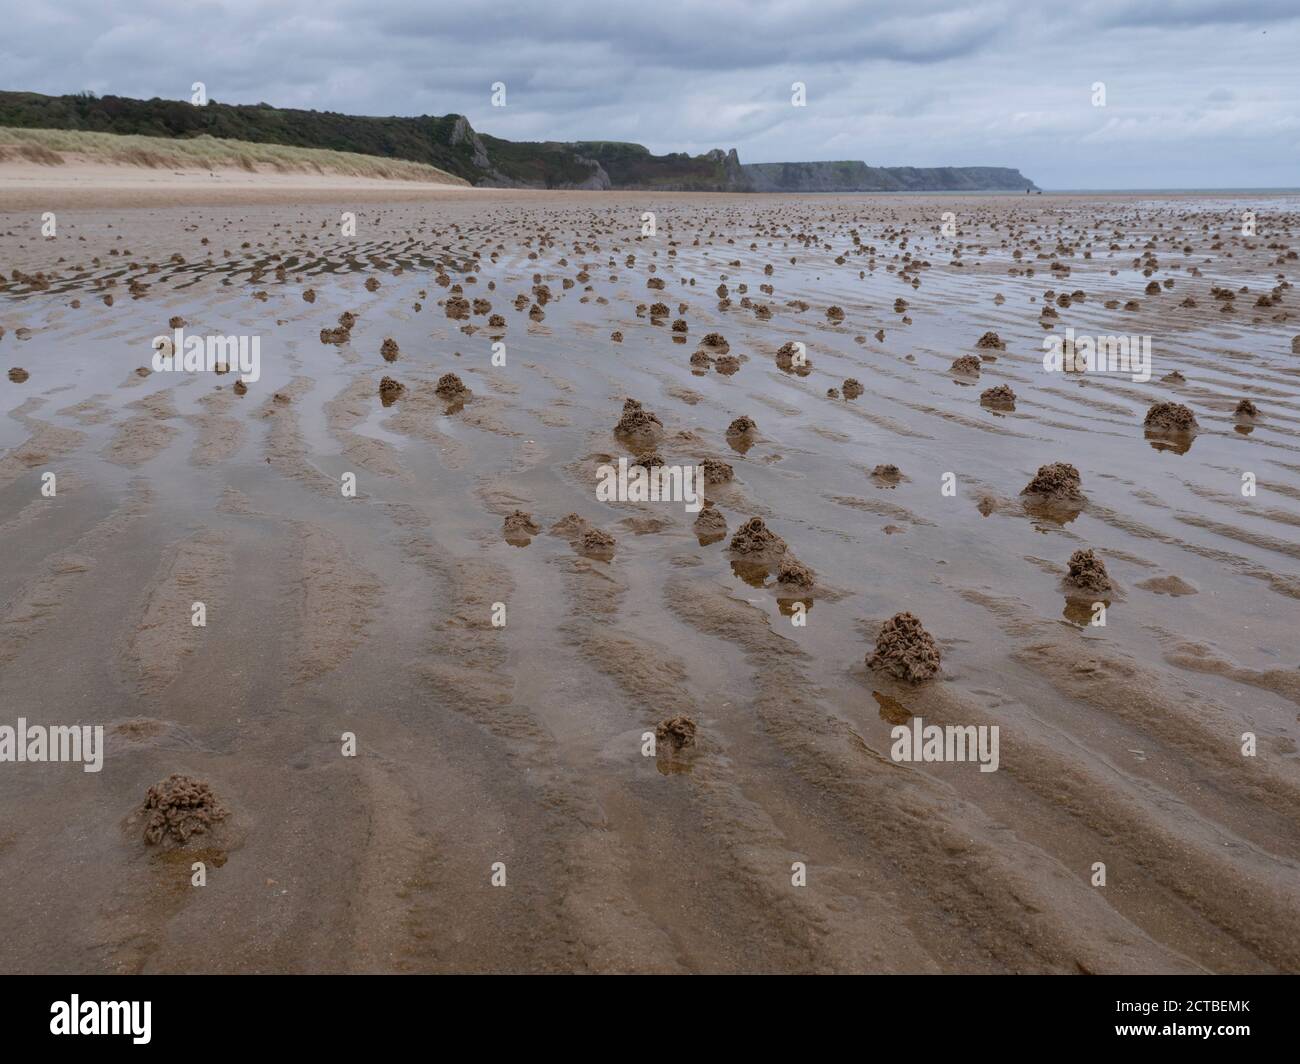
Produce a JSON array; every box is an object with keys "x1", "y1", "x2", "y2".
[
  {"x1": 0, "y1": 156, "x2": 483, "y2": 210},
  {"x1": 0, "y1": 185, "x2": 1298, "y2": 974}
]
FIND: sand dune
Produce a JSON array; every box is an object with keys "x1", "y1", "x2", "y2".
[{"x1": 0, "y1": 127, "x2": 476, "y2": 209}]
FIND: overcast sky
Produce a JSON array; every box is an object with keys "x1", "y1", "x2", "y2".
[{"x1": 3, "y1": 0, "x2": 1297, "y2": 189}]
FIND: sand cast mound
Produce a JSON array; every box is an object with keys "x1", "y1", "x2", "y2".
[
  {"x1": 701, "y1": 458, "x2": 734, "y2": 484},
  {"x1": 632, "y1": 450, "x2": 664, "y2": 470},
  {"x1": 729, "y1": 517, "x2": 787, "y2": 556},
  {"x1": 137, "y1": 774, "x2": 229, "y2": 847},
  {"x1": 550, "y1": 513, "x2": 589, "y2": 539},
  {"x1": 775, "y1": 555, "x2": 816, "y2": 590},
  {"x1": 867, "y1": 612, "x2": 941, "y2": 683},
  {"x1": 503, "y1": 510, "x2": 541, "y2": 541},
  {"x1": 436, "y1": 373, "x2": 470, "y2": 399},
  {"x1": 1021, "y1": 462, "x2": 1083, "y2": 501},
  {"x1": 980, "y1": 384, "x2": 1016, "y2": 408},
  {"x1": 1066, "y1": 549, "x2": 1111, "y2": 592},
  {"x1": 580, "y1": 527, "x2": 616, "y2": 558},
  {"x1": 1144, "y1": 402, "x2": 1198, "y2": 433},
  {"x1": 656, "y1": 715, "x2": 697, "y2": 751},
  {"x1": 694, "y1": 507, "x2": 727, "y2": 541},
  {"x1": 615, "y1": 398, "x2": 663, "y2": 438}
]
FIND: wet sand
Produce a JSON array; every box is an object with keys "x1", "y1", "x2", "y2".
[{"x1": 1, "y1": 190, "x2": 1297, "y2": 973}]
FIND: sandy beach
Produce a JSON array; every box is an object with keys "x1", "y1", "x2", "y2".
[
  {"x1": 0, "y1": 156, "x2": 481, "y2": 211},
  {"x1": 0, "y1": 183, "x2": 1297, "y2": 974}
]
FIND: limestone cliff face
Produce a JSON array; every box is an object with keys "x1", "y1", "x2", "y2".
[
  {"x1": 449, "y1": 115, "x2": 490, "y2": 170},
  {"x1": 742, "y1": 160, "x2": 1037, "y2": 192},
  {"x1": 705, "y1": 148, "x2": 750, "y2": 189},
  {"x1": 463, "y1": 132, "x2": 1037, "y2": 190},
  {"x1": 570, "y1": 155, "x2": 613, "y2": 190}
]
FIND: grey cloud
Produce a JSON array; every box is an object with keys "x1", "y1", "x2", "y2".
[
  {"x1": 0, "y1": 0, "x2": 1295, "y2": 188},
  {"x1": 1085, "y1": 0, "x2": 1300, "y2": 29}
]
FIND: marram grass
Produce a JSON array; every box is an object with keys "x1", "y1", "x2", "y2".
[{"x1": 0, "y1": 126, "x2": 469, "y2": 185}]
